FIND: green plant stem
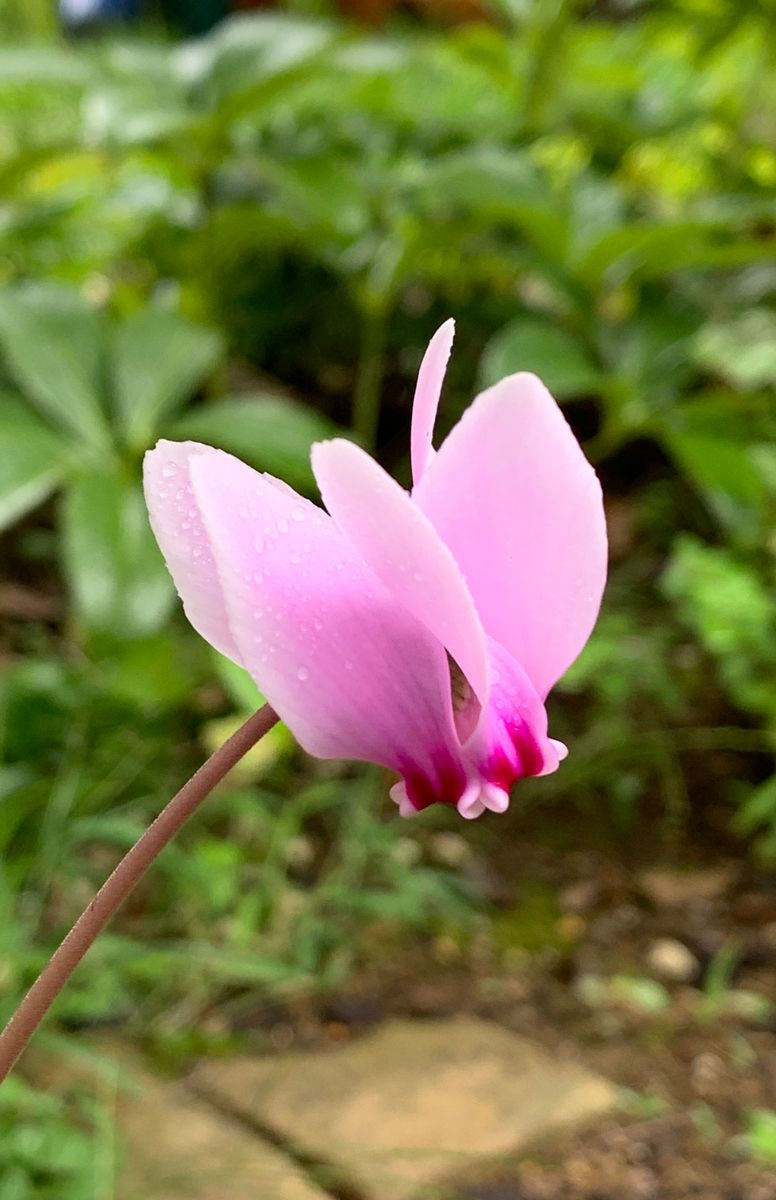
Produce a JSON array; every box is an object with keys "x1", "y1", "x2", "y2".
[
  {"x1": 0, "y1": 704, "x2": 279, "y2": 1085},
  {"x1": 352, "y1": 305, "x2": 388, "y2": 453}
]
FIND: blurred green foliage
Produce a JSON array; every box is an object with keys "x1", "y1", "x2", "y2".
[{"x1": 1, "y1": 1, "x2": 776, "y2": 1185}]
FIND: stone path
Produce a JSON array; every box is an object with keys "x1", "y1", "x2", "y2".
[
  {"x1": 190, "y1": 1017, "x2": 618, "y2": 1200},
  {"x1": 31, "y1": 1017, "x2": 618, "y2": 1200},
  {"x1": 116, "y1": 1066, "x2": 329, "y2": 1200}
]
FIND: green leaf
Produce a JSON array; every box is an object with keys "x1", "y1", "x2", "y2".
[
  {"x1": 112, "y1": 306, "x2": 224, "y2": 451},
  {"x1": 577, "y1": 223, "x2": 768, "y2": 288},
  {"x1": 62, "y1": 466, "x2": 174, "y2": 640},
  {"x1": 663, "y1": 537, "x2": 776, "y2": 721},
  {"x1": 168, "y1": 394, "x2": 342, "y2": 493},
  {"x1": 0, "y1": 47, "x2": 90, "y2": 90},
  {"x1": 0, "y1": 284, "x2": 111, "y2": 451},
  {"x1": 662, "y1": 393, "x2": 774, "y2": 538},
  {"x1": 189, "y1": 14, "x2": 337, "y2": 115},
  {"x1": 479, "y1": 318, "x2": 600, "y2": 396},
  {"x1": 261, "y1": 156, "x2": 371, "y2": 245},
  {"x1": 666, "y1": 430, "x2": 767, "y2": 537},
  {"x1": 0, "y1": 394, "x2": 71, "y2": 530},
  {"x1": 694, "y1": 310, "x2": 776, "y2": 391},
  {"x1": 411, "y1": 147, "x2": 568, "y2": 262}
]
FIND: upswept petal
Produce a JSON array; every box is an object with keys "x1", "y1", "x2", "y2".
[
  {"x1": 466, "y1": 637, "x2": 560, "y2": 810},
  {"x1": 410, "y1": 318, "x2": 455, "y2": 486},
  {"x1": 143, "y1": 439, "x2": 242, "y2": 664},
  {"x1": 311, "y1": 436, "x2": 489, "y2": 705},
  {"x1": 412, "y1": 374, "x2": 607, "y2": 699},
  {"x1": 186, "y1": 448, "x2": 469, "y2": 803}
]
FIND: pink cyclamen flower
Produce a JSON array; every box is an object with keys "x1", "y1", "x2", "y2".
[{"x1": 144, "y1": 321, "x2": 607, "y2": 819}]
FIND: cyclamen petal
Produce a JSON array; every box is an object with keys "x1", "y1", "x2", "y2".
[
  {"x1": 146, "y1": 443, "x2": 471, "y2": 806},
  {"x1": 311, "y1": 436, "x2": 489, "y2": 706},
  {"x1": 144, "y1": 440, "x2": 242, "y2": 665},
  {"x1": 144, "y1": 320, "x2": 606, "y2": 819},
  {"x1": 410, "y1": 317, "x2": 455, "y2": 486},
  {"x1": 413, "y1": 372, "x2": 607, "y2": 699}
]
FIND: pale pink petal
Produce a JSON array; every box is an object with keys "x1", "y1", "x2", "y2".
[
  {"x1": 311, "y1": 436, "x2": 489, "y2": 705},
  {"x1": 410, "y1": 318, "x2": 455, "y2": 486},
  {"x1": 413, "y1": 374, "x2": 607, "y2": 699},
  {"x1": 187, "y1": 448, "x2": 470, "y2": 805},
  {"x1": 143, "y1": 440, "x2": 242, "y2": 664},
  {"x1": 464, "y1": 636, "x2": 560, "y2": 802}
]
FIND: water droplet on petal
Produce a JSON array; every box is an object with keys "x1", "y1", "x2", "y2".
[
  {"x1": 345, "y1": 660, "x2": 353, "y2": 671},
  {"x1": 313, "y1": 618, "x2": 323, "y2": 631},
  {"x1": 296, "y1": 665, "x2": 310, "y2": 681},
  {"x1": 290, "y1": 551, "x2": 301, "y2": 564},
  {"x1": 277, "y1": 517, "x2": 289, "y2": 534},
  {"x1": 253, "y1": 537, "x2": 265, "y2": 554},
  {"x1": 412, "y1": 570, "x2": 423, "y2": 582},
  {"x1": 239, "y1": 505, "x2": 249, "y2": 518},
  {"x1": 162, "y1": 462, "x2": 178, "y2": 479},
  {"x1": 292, "y1": 506, "x2": 305, "y2": 522},
  {"x1": 192, "y1": 545, "x2": 203, "y2": 559}
]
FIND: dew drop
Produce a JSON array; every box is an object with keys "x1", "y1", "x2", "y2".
[
  {"x1": 292, "y1": 506, "x2": 305, "y2": 522},
  {"x1": 239, "y1": 505, "x2": 249, "y2": 519},
  {"x1": 253, "y1": 536, "x2": 265, "y2": 554},
  {"x1": 277, "y1": 517, "x2": 289, "y2": 534},
  {"x1": 412, "y1": 570, "x2": 423, "y2": 582},
  {"x1": 296, "y1": 665, "x2": 310, "y2": 682},
  {"x1": 192, "y1": 545, "x2": 203, "y2": 559},
  {"x1": 344, "y1": 659, "x2": 353, "y2": 671},
  {"x1": 290, "y1": 551, "x2": 301, "y2": 565},
  {"x1": 162, "y1": 462, "x2": 178, "y2": 479},
  {"x1": 314, "y1": 618, "x2": 323, "y2": 632}
]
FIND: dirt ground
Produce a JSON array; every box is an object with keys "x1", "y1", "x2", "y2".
[{"x1": 225, "y1": 833, "x2": 776, "y2": 1200}]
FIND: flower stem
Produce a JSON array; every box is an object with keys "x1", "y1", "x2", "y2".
[{"x1": 0, "y1": 704, "x2": 279, "y2": 1085}]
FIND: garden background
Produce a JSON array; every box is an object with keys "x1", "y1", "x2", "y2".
[{"x1": 2, "y1": 0, "x2": 776, "y2": 1196}]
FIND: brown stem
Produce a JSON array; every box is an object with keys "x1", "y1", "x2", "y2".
[{"x1": 0, "y1": 704, "x2": 279, "y2": 1084}]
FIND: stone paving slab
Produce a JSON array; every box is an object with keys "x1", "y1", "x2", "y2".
[
  {"x1": 23, "y1": 1044, "x2": 329, "y2": 1200},
  {"x1": 191, "y1": 1016, "x2": 619, "y2": 1200},
  {"x1": 118, "y1": 1069, "x2": 331, "y2": 1200}
]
